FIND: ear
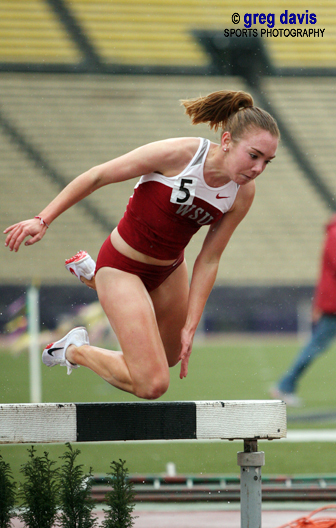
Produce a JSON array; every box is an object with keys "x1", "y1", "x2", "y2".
[{"x1": 221, "y1": 131, "x2": 232, "y2": 151}]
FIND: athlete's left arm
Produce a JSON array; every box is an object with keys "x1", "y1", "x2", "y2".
[{"x1": 179, "y1": 182, "x2": 255, "y2": 379}]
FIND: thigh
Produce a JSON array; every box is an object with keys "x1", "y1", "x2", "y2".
[
  {"x1": 150, "y1": 259, "x2": 189, "y2": 366},
  {"x1": 95, "y1": 267, "x2": 169, "y2": 383}
]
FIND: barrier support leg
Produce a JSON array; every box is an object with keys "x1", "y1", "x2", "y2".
[{"x1": 237, "y1": 439, "x2": 265, "y2": 528}]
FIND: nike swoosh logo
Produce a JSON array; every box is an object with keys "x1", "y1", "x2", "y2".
[
  {"x1": 47, "y1": 347, "x2": 63, "y2": 356},
  {"x1": 216, "y1": 194, "x2": 229, "y2": 199}
]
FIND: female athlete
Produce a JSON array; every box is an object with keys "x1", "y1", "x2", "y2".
[{"x1": 4, "y1": 90, "x2": 279, "y2": 400}]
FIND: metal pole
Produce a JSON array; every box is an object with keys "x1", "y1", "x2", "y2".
[
  {"x1": 27, "y1": 285, "x2": 42, "y2": 403},
  {"x1": 237, "y1": 439, "x2": 265, "y2": 528}
]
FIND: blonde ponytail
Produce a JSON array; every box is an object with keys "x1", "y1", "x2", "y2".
[{"x1": 181, "y1": 90, "x2": 279, "y2": 140}]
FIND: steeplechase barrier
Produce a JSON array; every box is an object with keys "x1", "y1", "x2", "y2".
[{"x1": 0, "y1": 400, "x2": 286, "y2": 528}]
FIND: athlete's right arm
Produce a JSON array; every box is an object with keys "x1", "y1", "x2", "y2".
[{"x1": 3, "y1": 139, "x2": 190, "y2": 252}]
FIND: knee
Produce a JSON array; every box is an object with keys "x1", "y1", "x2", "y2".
[{"x1": 135, "y1": 373, "x2": 170, "y2": 400}]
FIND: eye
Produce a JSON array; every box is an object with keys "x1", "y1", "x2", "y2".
[{"x1": 249, "y1": 153, "x2": 257, "y2": 159}]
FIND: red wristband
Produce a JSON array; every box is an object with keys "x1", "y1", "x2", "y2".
[{"x1": 34, "y1": 216, "x2": 49, "y2": 228}]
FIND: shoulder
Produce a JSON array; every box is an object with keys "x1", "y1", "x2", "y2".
[
  {"x1": 98, "y1": 137, "x2": 203, "y2": 183},
  {"x1": 139, "y1": 137, "x2": 204, "y2": 176},
  {"x1": 238, "y1": 181, "x2": 256, "y2": 201},
  {"x1": 213, "y1": 181, "x2": 255, "y2": 235},
  {"x1": 230, "y1": 181, "x2": 255, "y2": 215},
  {"x1": 151, "y1": 136, "x2": 201, "y2": 164}
]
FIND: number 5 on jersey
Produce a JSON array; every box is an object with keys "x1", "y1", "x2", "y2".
[{"x1": 170, "y1": 177, "x2": 197, "y2": 206}]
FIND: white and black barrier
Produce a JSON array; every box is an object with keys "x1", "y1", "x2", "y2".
[{"x1": 0, "y1": 400, "x2": 287, "y2": 528}]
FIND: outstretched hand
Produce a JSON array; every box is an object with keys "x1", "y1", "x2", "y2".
[
  {"x1": 178, "y1": 327, "x2": 195, "y2": 379},
  {"x1": 3, "y1": 218, "x2": 48, "y2": 252}
]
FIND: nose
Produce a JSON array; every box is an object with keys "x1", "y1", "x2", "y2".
[{"x1": 252, "y1": 160, "x2": 265, "y2": 177}]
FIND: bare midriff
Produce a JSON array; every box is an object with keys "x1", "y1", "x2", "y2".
[{"x1": 110, "y1": 228, "x2": 177, "y2": 266}]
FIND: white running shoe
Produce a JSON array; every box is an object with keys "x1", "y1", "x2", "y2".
[
  {"x1": 65, "y1": 250, "x2": 96, "y2": 281},
  {"x1": 270, "y1": 386, "x2": 302, "y2": 407},
  {"x1": 42, "y1": 326, "x2": 89, "y2": 375}
]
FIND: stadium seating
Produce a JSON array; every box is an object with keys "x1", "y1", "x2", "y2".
[
  {"x1": 0, "y1": 1, "x2": 335, "y2": 287},
  {"x1": 0, "y1": 1, "x2": 335, "y2": 68},
  {"x1": 0, "y1": 0, "x2": 79, "y2": 63},
  {"x1": 69, "y1": 0, "x2": 336, "y2": 68},
  {"x1": 0, "y1": 74, "x2": 331, "y2": 286}
]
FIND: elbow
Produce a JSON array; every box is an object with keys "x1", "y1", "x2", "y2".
[{"x1": 87, "y1": 165, "x2": 105, "y2": 192}]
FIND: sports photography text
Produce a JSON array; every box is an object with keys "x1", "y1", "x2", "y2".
[{"x1": 226, "y1": 10, "x2": 325, "y2": 38}]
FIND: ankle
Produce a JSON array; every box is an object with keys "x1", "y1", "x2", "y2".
[
  {"x1": 80, "y1": 276, "x2": 96, "y2": 290},
  {"x1": 66, "y1": 344, "x2": 78, "y2": 365}
]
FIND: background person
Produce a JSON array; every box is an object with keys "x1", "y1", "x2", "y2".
[
  {"x1": 271, "y1": 214, "x2": 336, "y2": 407},
  {"x1": 4, "y1": 90, "x2": 279, "y2": 400}
]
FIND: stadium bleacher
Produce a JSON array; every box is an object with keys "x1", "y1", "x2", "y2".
[
  {"x1": 0, "y1": 1, "x2": 335, "y2": 68},
  {"x1": 68, "y1": 0, "x2": 336, "y2": 68},
  {"x1": 0, "y1": 73, "x2": 331, "y2": 286},
  {"x1": 0, "y1": 0, "x2": 335, "y2": 290},
  {"x1": 0, "y1": 0, "x2": 79, "y2": 63}
]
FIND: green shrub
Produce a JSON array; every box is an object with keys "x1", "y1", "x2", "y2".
[
  {"x1": 0, "y1": 454, "x2": 16, "y2": 528},
  {"x1": 58, "y1": 442, "x2": 98, "y2": 528},
  {"x1": 102, "y1": 459, "x2": 136, "y2": 528},
  {"x1": 18, "y1": 446, "x2": 59, "y2": 528}
]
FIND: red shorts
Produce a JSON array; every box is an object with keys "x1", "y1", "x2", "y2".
[{"x1": 95, "y1": 236, "x2": 184, "y2": 292}]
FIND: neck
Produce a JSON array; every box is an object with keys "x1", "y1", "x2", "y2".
[{"x1": 204, "y1": 143, "x2": 231, "y2": 187}]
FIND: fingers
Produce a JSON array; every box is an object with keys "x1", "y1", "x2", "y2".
[
  {"x1": 179, "y1": 346, "x2": 190, "y2": 379},
  {"x1": 178, "y1": 341, "x2": 188, "y2": 363},
  {"x1": 3, "y1": 223, "x2": 19, "y2": 234},
  {"x1": 179, "y1": 360, "x2": 188, "y2": 379},
  {"x1": 24, "y1": 232, "x2": 43, "y2": 247},
  {"x1": 179, "y1": 353, "x2": 190, "y2": 379},
  {"x1": 179, "y1": 330, "x2": 194, "y2": 379},
  {"x1": 12, "y1": 231, "x2": 29, "y2": 252},
  {"x1": 4, "y1": 219, "x2": 45, "y2": 252},
  {"x1": 4, "y1": 224, "x2": 23, "y2": 252}
]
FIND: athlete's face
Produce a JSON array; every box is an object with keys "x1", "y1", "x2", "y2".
[{"x1": 222, "y1": 128, "x2": 278, "y2": 185}]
